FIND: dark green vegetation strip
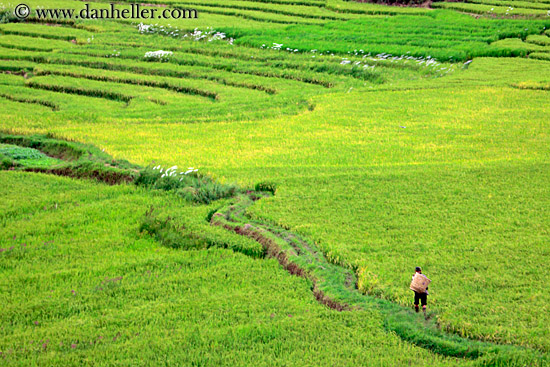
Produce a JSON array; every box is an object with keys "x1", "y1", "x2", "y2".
[
  {"x1": 62, "y1": 47, "x2": 381, "y2": 84},
  {"x1": 34, "y1": 69, "x2": 219, "y2": 100},
  {"x1": 227, "y1": 10, "x2": 550, "y2": 61},
  {"x1": 57, "y1": 49, "x2": 337, "y2": 87},
  {"x1": 26, "y1": 80, "x2": 134, "y2": 104},
  {"x1": 0, "y1": 92, "x2": 58, "y2": 111},
  {"x1": 0, "y1": 28, "x2": 78, "y2": 41},
  {"x1": 139, "y1": 206, "x2": 265, "y2": 258},
  {"x1": 170, "y1": 0, "x2": 346, "y2": 21},
  {"x1": 2, "y1": 54, "x2": 278, "y2": 94}
]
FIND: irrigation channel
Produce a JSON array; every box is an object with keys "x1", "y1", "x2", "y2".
[{"x1": 210, "y1": 192, "x2": 546, "y2": 366}]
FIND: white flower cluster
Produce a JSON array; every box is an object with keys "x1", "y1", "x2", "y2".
[
  {"x1": 367, "y1": 53, "x2": 454, "y2": 74},
  {"x1": 137, "y1": 23, "x2": 234, "y2": 44},
  {"x1": 153, "y1": 165, "x2": 199, "y2": 181},
  {"x1": 144, "y1": 50, "x2": 173, "y2": 61},
  {"x1": 269, "y1": 43, "x2": 283, "y2": 50},
  {"x1": 138, "y1": 23, "x2": 153, "y2": 33},
  {"x1": 185, "y1": 28, "x2": 235, "y2": 44},
  {"x1": 107, "y1": 49, "x2": 120, "y2": 58},
  {"x1": 260, "y1": 43, "x2": 457, "y2": 74},
  {"x1": 371, "y1": 52, "x2": 440, "y2": 66},
  {"x1": 338, "y1": 57, "x2": 377, "y2": 70},
  {"x1": 338, "y1": 50, "x2": 452, "y2": 73},
  {"x1": 261, "y1": 43, "x2": 336, "y2": 57}
]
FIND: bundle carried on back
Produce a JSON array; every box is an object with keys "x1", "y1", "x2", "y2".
[{"x1": 410, "y1": 273, "x2": 430, "y2": 293}]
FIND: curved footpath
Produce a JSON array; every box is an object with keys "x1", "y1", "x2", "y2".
[{"x1": 210, "y1": 192, "x2": 547, "y2": 366}]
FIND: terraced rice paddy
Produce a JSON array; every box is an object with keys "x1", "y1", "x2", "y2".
[{"x1": 1, "y1": 0, "x2": 549, "y2": 365}]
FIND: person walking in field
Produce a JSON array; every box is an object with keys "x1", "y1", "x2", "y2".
[{"x1": 410, "y1": 266, "x2": 430, "y2": 316}]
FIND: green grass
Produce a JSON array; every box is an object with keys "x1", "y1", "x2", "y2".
[
  {"x1": 0, "y1": 172, "x2": 464, "y2": 366},
  {"x1": 0, "y1": 143, "x2": 62, "y2": 168},
  {"x1": 209, "y1": 192, "x2": 547, "y2": 364},
  {"x1": 9, "y1": 56, "x2": 546, "y2": 353},
  {"x1": 434, "y1": 0, "x2": 550, "y2": 16},
  {"x1": 0, "y1": 22, "x2": 95, "y2": 41},
  {"x1": 228, "y1": 11, "x2": 550, "y2": 61}
]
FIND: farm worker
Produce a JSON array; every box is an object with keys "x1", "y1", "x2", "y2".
[{"x1": 413, "y1": 266, "x2": 428, "y2": 314}]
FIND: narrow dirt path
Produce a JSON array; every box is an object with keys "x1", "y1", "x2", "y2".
[{"x1": 210, "y1": 192, "x2": 546, "y2": 366}]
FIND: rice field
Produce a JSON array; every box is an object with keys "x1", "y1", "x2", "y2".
[{"x1": 1, "y1": 0, "x2": 549, "y2": 365}]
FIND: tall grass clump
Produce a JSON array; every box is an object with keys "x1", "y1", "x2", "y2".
[
  {"x1": 136, "y1": 165, "x2": 241, "y2": 204},
  {"x1": 139, "y1": 207, "x2": 212, "y2": 251},
  {"x1": 0, "y1": 152, "x2": 17, "y2": 169},
  {"x1": 139, "y1": 206, "x2": 264, "y2": 257},
  {"x1": 255, "y1": 180, "x2": 277, "y2": 194}
]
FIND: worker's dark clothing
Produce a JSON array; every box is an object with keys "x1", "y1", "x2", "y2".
[
  {"x1": 414, "y1": 291, "x2": 427, "y2": 306},
  {"x1": 412, "y1": 272, "x2": 428, "y2": 308}
]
